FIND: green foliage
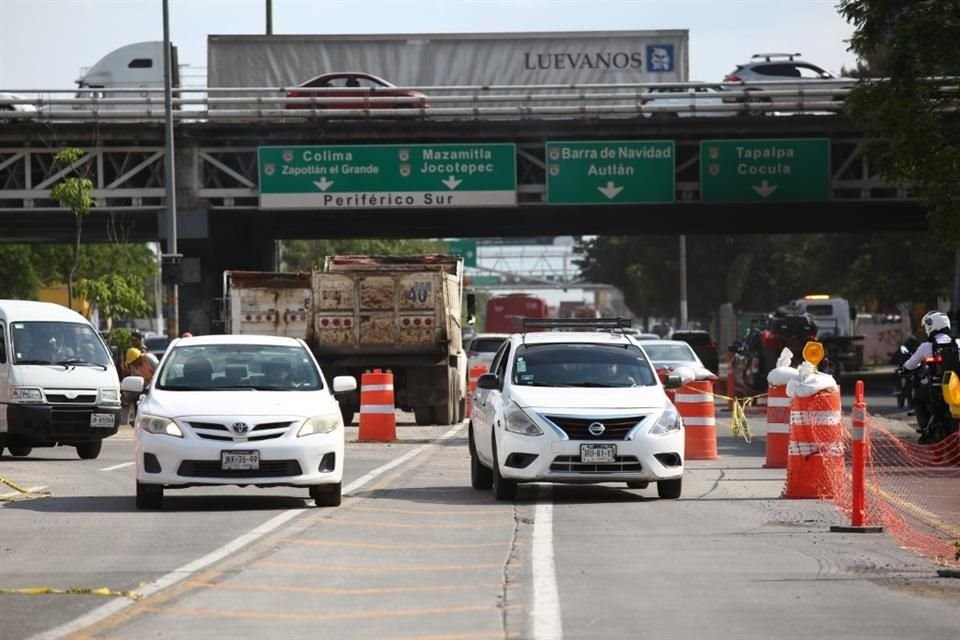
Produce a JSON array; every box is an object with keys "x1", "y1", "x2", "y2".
[
  {"x1": 0, "y1": 246, "x2": 40, "y2": 299},
  {"x1": 839, "y1": 0, "x2": 960, "y2": 244},
  {"x1": 108, "y1": 327, "x2": 133, "y2": 353},
  {"x1": 75, "y1": 274, "x2": 151, "y2": 324},
  {"x1": 48, "y1": 146, "x2": 95, "y2": 306},
  {"x1": 281, "y1": 238, "x2": 447, "y2": 271}
]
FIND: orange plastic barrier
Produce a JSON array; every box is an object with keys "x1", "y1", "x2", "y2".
[
  {"x1": 764, "y1": 384, "x2": 790, "y2": 468},
  {"x1": 466, "y1": 365, "x2": 488, "y2": 418},
  {"x1": 675, "y1": 380, "x2": 718, "y2": 460},
  {"x1": 358, "y1": 369, "x2": 396, "y2": 442},
  {"x1": 784, "y1": 386, "x2": 844, "y2": 499}
]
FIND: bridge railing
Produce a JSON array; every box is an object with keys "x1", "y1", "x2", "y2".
[{"x1": 0, "y1": 80, "x2": 875, "y2": 121}]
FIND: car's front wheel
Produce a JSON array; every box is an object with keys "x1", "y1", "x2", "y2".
[
  {"x1": 469, "y1": 424, "x2": 492, "y2": 490},
  {"x1": 311, "y1": 482, "x2": 342, "y2": 507},
  {"x1": 136, "y1": 482, "x2": 163, "y2": 509},
  {"x1": 657, "y1": 478, "x2": 682, "y2": 499},
  {"x1": 491, "y1": 437, "x2": 517, "y2": 501},
  {"x1": 8, "y1": 446, "x2": 31, "y2": 457}
]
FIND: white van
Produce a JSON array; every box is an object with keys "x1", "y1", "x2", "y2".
[
  {"x1": 74, "y1": 41, "x2": 178, "y2": 109},
  {"x1": 0, "y1": 301, "x2": 122, "y2": 460}
]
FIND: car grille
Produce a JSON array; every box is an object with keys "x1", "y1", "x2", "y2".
[
  {"x1": 549, "y1": 455, "x2": 643, "y2": 474},
  {"x1": 177, "y1": 460, "x2": 303, "y2": 478},
  {"x1": 46, "y1": 393, "x2": 97, "y2": 404},
  {"x1": 49, "y1": 408, "x2": 97, "y2": 433},
  {"x1": 186, "y1": 420, "x2": 293, "y2": 442},
  {"x1": 543, "y1": 415, "x2": 645, "y2": 440}
]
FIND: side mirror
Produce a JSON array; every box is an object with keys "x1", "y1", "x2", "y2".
[
  {"x1": 477, "y1": 373, "x2": 499, "y2": 390},
  {"x1": 664, "y1": 374, "x2": 683, "y2": 389},
  {"x1": 332, "y1": 376, "x2": 358, "y2": 394},
  {"x1": 121, "y1": 376, "x2": 145, "y2": 394}
]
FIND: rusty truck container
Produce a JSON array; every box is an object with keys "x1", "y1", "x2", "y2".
[
  {"x1": 225, "y1": 271, "x2": 312, "y2": 338},
  {"x1": 311, "y1": 255, "x2": 466, "y2": 426}
]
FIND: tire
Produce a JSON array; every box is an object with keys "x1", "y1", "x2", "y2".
[
  {"x1": 8, "y1": 446, "x2": 32, "y2": 457},
  {"x1": 491, "y1": 437, "x2": 517, "y2": 501},
  {"x1": 76, "y1": 441, "x2": 102, "y2": 460},
  {"x1": 657, "y1": 478, "x2": 682, "y2": 499},
  {"x1": 310, "y1": 482, "x2": 342, "y2": 507},
  {"x1": 136, "y1": 481, "x2": 163, "y2": 509},
  {"x1": 414, "y1": 407, "x2": 434, "y2": 426},
  {"x1": 897, "y1": 393, "x2": 906, "y2": 410},
  {"x1": 626, "y1": 481, "x2": 649, "y2": 489},
  {"x1": 431, "y1": 403, "x2": 455, "y2": 426},
  {"x1": 457, "y1": 396, "x2": 466, "y2": 424},
  {"x1": 469, "y1": 425, "x2": 492, "y2": 490}
]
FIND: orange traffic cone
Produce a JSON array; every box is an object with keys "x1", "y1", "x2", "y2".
[
  {"x1": 358, "y1": 369, "x2": 396, "y2": 442},
  {"x1": 676, "y1": 380, "x2": 718, "y2": 460},
  {"x1": 783, "y1": 386, "x2": 844, "y2": 499}
]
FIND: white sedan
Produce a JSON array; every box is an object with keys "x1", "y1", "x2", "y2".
[
  {"x1": 469, "y1": 324, "x2": 684, "y2": 500},
  {"x1": 122, "y1": 334, "x2": 356, "y2": 509}
]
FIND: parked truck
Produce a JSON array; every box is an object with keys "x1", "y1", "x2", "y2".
[
  {"x1": 782, "y1": 295, "x2": 864, "y2": 375},
  {"x1": 207, "y1": 30, "x2": 690, "y2": 88},
  {"x1": 223, "y1": 255, "x2": 467, "y2": 427}
]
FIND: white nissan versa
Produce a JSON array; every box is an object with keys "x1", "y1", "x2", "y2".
[
  {"x1": 122, "y1": 334, "x2": 356, "y2": 509},
  {"x1": 469, "y1": 318, "x2": 684, "y2": 500}
]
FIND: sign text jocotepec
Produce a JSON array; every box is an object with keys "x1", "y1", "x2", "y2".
[{"x1": 258, "y1": 144, "x2": 517, "y2": 209}]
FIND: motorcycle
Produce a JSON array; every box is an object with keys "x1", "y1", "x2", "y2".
[
  {"x1": 891, "y1": 344, "x2": 916, "y2": 410},
  {"x1": 899, "y1": 352, "x2": 960, "y2": 444}
]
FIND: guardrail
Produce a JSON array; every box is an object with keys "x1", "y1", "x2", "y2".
[{"x1": 0, "y1": 80, "x2": 871, "y2": 122}]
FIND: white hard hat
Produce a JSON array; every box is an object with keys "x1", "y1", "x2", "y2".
[{"x1": 922, "y1": 311, "x2": 951, "y2": 336}]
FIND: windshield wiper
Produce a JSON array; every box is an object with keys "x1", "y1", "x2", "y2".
[
  {"x1": 15, "y1": 359, "x2": 54, "y2": 365},
  {"x1": 159, "y1": 385, "x2": 211, "y2": 391},
  {"x1": 570, "y1": 381, "x2": 619, "y2": 388},
  {"x1": 56, "y1": 359, "x2": 108, "y2": 370}
]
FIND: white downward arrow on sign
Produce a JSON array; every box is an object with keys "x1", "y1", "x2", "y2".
[
  {"x1": 597, "y1": 181, "x2": 624, "y2": 200},
  {"x1": 442, "y1": 176, "x2": 462, "y2": 190},
  {"x1": 313, "y1": 177, "x2": 335, "y2": 191},
  {"x1": 752, "y1": 180, "x2": 778, "y2": 198}
]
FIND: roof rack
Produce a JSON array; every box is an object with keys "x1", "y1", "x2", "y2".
[
  {"x1": 515, "y1": 317, "x2": 633, "y2": 333},
  {"x1": 751, "y1": 52, "x2": 802, "y2": 62}
]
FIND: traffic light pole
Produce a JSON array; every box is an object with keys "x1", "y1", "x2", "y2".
[{"x1": 162, "y1": 0, "x2": 180, "y2": 338}]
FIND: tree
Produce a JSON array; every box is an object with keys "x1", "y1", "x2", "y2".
[
  {"x1": 281, "y1": 238, "x2": 447, "y2": 271},
  {"x1": 49, "y1": 147, "x2": 95, "y2": 307},
  {"x1": 838, "y1": 0, "x2": 960, "y2": 244},
  {"x1": 74, "y1": 274, "x2": 151, "y2": 329},
  {"x1": 0, "y1": 246, "x2": 40, "y2": 299}
]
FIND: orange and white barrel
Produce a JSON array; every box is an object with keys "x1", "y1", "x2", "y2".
[
  {"x1": 764, "y1": 384, "x2": 790, "y2": 468},
  {"x1": 675, "y1": 380, "x2": 718, "y2": 460},
  {"x1": 358, "y1": 369, "x2": 396, "y2": 442},
  {"x1": 466, "y1": 365, "x2": 488, "y2": 418},
  {"x1": 784, "y1": 386, "x2": 844, "y2": 499}
]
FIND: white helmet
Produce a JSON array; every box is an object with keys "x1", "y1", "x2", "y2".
[{"x1": 922, "y1": 311, "x2": 951, "y2": 336}]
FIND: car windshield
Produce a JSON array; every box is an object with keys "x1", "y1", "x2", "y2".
[
  {"x1": 511, "y1": 343, "x2": 657, "y2": 387},
  {"x1": 470, "y1": 337, "x2": 507, "y2": 353},
  {"x1": 156, "y1": 344, "x2": 322, "y2": 391},
  {"x1": 642, "y1": 343, "x2": 698, "y2": 363},
  {"x1": 9, "y1": 321, "x2": 113, "y2": 367}
]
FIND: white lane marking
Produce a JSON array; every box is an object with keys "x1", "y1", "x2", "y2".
[
  {"x1": 28, "y1": 423, "x2": 465, "y2": 640},
  {"x1": 532, "y1": 485, "x2": 562, "y2": 640},
  {"x1": 99, "y1": 462, "x2": 135, "y2": 472}
]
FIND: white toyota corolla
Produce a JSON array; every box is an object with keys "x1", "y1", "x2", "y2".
[
  {"x1": 469, "y1": 319, "x2": 684, "y2": 500},
  {"x1": 122, "y1": 334, "x2": 356, "y2": 509}
]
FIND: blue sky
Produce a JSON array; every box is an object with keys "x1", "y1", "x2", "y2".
[{"x1": 0, "y1": 0, "x2": 857, "y2": 89}]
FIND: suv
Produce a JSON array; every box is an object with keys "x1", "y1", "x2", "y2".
[
  {"x1": 468, "y1": 318, "x2": 684, "y2": 501},
  {"x1": 722, "y1": 53, "x2": 849, "y2": 110},
  {"x1": 669, "y1": 330, "x2": 719, "y2": 374}
]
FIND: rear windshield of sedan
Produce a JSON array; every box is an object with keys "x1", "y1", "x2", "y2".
[
  {"x1": 157, "y1": 344, "x2": 322, "y2": 391},
  {"x1": 512, "y1": 343, "x2": 657, "y2": 388},
  {"x1": 469, "y1": 337, "x2": 508, "y2": 353},
  {"x1": 642, "y1": 343, "x2": 698, "y2": 363}
]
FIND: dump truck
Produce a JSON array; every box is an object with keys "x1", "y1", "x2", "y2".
[{"x1": 222, "y1": 255, "x2": 467, "y2": 426}]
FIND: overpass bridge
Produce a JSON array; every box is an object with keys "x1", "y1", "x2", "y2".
[{"x1": 0, "y1": 83, "x2": 926, "y2": 331}]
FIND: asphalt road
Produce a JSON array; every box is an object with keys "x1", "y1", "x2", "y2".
[{"x1": 1, "y1": 409, "x2": 958, "y2": 640}]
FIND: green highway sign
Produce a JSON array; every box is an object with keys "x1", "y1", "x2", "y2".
[
  {"x1": 700, "y1": 138, "x2": 831, "y2": 202},
  {"x1": 465, "y1": 275, "x2": 501, "y2": 286},
  {"x1": 258, "y1": 144, "x2": 517, "y2": 209},
  {"x1": 545, "y1": 140, "x2": 675, "y2": 204},
  {"x1": 448, "y1": 239, "x2": 478, "y2": 268}
]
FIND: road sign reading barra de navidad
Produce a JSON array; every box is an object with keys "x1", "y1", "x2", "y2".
[
  {"x1": 546, "y1": 140, "x2": 675, "y2": 204},
  {"x1": 700, "y1": 138, "x2": 830, "y2": 203},
  {"x1": 258, "y1": 144, "x2": 517, "y2": 209}
]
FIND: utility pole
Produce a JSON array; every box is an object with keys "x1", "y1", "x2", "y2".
[
  {"x1": 161, "y1": 0, "x2": 181, "y2": 338},
  {"x1": 266, "y1": 0, "x2": 273, "y2": 34},
  {"x1": 679, "y1": 235, "x2": 688, "y2": 330}
]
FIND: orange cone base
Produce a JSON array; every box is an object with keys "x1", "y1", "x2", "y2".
[
  {"x1": 358, "y1": 415, "x2": 396, "y2": 442},
  {"x1": 783, "y1": 456, "x2": 843, "y2": 499},
  {"x1": 684, "y1": 426, "x2": 718, "y2": 460},
  {"x1": 763, "y1": 433, "x2": 789, "y2": 468}
]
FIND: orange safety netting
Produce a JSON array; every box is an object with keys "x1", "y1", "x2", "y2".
[{"x1": 798, "y1": 399, "x2": 960, "y2": 565}]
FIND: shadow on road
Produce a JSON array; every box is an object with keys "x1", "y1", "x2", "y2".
[
  {"x1": 352, "y1": 482, "x2": 655, "y2": 506},
  {"x1": 1, "y1": 493, "x2": 311, "y2": 513}
]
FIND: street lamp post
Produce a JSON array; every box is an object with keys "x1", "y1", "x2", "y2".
[{"x1": 161, "y1": 0, "x2": 180, "y2": 338}]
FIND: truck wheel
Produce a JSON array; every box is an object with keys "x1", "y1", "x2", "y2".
[
  {"x1": 8, "y1": 446, "x2": 32, "y2": 457},
  {"x1": 432, "y1": 403, "x2": 454, "y2": 426},
  {"x1": 414, "y1": 407, "x2": 434, "y2": 426},
  {"x1": 136, "y1": 482, "x2": 163, "y2": 510},
  {"x1": 457, "y1": 396, "x2": 466, "y2": 423},
  {"x1": 76, "y1": 441, "x2": 102, "y2": 460},
  {"x1": 310, "y1": 482, "x2": 342, "y2": 507}
]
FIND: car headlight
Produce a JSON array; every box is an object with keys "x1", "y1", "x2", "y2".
[
  {"x1": 298, "y1": 414, "x2": 342, "y2": 437},
  {"x1": 136, "y1": 414, "x2": 183, "y2": 438},
  {"x1": 10, "y1": 387, "x2": 43, "y2": 403},
  {"x1": 649, "y1": 406, "x2": 682, "y2": 436},
  {"x1": 505, "y1": 402, "x2": 543, "y2": 437},
  {"x1": 99, "y1": 387, "x2": 120, "y2": 406}
]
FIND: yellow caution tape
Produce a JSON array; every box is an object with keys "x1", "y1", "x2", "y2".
[
  {"x1": 0, "y1": 475, "x2": 31, "y2": 494},
  {"x1": 0, "y1": 476, "x2": 52, "y2": 502},
  {"x1": 0, "y1": 586, "x2": 142, "y2": 599},
  {"x1": 680, "y1": 383, "x2": 764, "y2": 444}
]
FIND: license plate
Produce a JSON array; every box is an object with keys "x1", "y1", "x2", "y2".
[
  {"x1": 221, "y1": 450, "x2": 260, "y2": 471},
  {"x1": 581, "y1": 444, "x2": 617, "y2": 463},
  {"x1": 90, "y1": 413, "x2": 115, "y2": 428}
]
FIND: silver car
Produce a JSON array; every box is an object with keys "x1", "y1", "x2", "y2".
[
  {"x1": 644, "y1": 84, "x2": 738, "y2": 118},
  {"x1": 722, "y1": 53, "x2": 850, "y2": 113},
  {"x1": 466, "y1": 333, "x2": 509, "y2": 372}
]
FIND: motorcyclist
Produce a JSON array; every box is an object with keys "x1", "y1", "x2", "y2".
[{"x1": 899, "y1": 311, "x2": 960, "y2": 442}]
